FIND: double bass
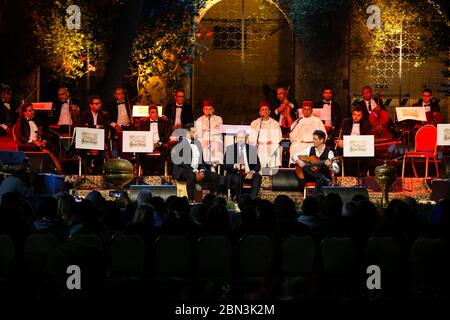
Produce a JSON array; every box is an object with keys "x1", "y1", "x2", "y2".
[{"x1": 369, "y1": 93, "x2": 392, "y2": 140}]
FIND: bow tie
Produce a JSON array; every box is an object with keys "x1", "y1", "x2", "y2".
[
  {"x1": 117, "y1": 101, "x2": 125, "y2": 104},
  {"x1": 424, "y1": 104, "x2": 430, "y2": 107},
  {"x1": 27, "y1": 118, "x2": 33, "y2": 122},
  {"x1": 190, "y1": 140, "x2": 195, "y2": 144},
  {"x1": 150, "y1": 120, "x2": 158, "y2": 123},
  {"x1": 323, "y1": 101, "x2": 331, "y2": 105},
  {"x1": 353, "y1": 121, "x2": 360, "y2": 124}
]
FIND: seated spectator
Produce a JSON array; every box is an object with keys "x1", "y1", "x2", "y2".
[
  {"x1": 299, "y1": 197, "x2": 322, "y2": 230},
  {"x1": 273, "y1": 195, "x2": 308, "y2": 236},
  {"x1": 149, "y1": 196, "x2": 167, "y2": 227},
  {"x1": 32, "y1": 196, "x2": 58, "y2": 232},
  {"x1": 205, "y1": 204, "x2": 231, "y2": 235}
]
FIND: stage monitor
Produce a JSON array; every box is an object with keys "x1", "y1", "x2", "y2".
[
  {"x1": 320, "y1": 186, "x2": 369, "y2": 203},
  {"x1": 128, "y1": 184, "x2": 176, "y2": 202}
]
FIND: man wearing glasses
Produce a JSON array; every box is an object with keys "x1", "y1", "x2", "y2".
[
  {"x1": 81, "y1": 95, "x2": 111, "y2": 173},
  {"x1": 164, "y1": 88, "x2": 194, "y2": 129}
]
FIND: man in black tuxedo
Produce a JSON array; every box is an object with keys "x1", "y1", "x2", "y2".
[
  {"x1": 223, "y1": 130, "x2": 262, "y2": 200},
  {"x1": 314, "y1": 87, "x2": 342, "y2": 141},
  {"x1": 104, "y1": 87, "x2": 133, "y2": 157},
  {"x1": 137, "y1": 105, "x2": 171, "y2": 175},
  {"x1": 352, "y1": 86, "x2": 385, "y2": 121},
  {"x1": 13, "y1": 102, "x2": 62, "y2": 173},
  {"x1": 336, "y1": 105, "x2": 372, "y2": 176},
  {"x1": 0, "y1": 86, "x2": 18, "y2": 135},
  {"x1": 171, "y1": 123, "x2": 220, "y2": 202},
  {"x1": 271, "y1": 86, "x2": 298, "y2": 123},
  {"x1": 80, "y1": 95, "x2": 110, "y2": 174},
  {"x1": 50, "y1": 87, "x2": 82, "y2": 134},
  {"x1": 104, "y1": 87, "x2": 133, "y2": 134},
  {"x1": 165, "y1": 89, "x2": 194, "y2": 129},
  {"x1": 412, "y1": 88, "x2": 442, "y2": 124}
]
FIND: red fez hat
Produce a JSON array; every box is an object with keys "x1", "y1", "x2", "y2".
[
  {"x1": 259, "y1": 101, "x2": 270, "y2": 108},
  {"x1": 302, "y1": 100, "x2": 313, "y2": 108},
  {"x1": 203, "y1": 100, "x2": 214, "y2": 107}
]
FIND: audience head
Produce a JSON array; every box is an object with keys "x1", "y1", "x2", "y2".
[
  {"x1": 274, "y1": 195, "x2": 298, "y2": 223},
  {"x1": 322, "y1": 193, "x2": 343, "y2": 220},
  {"x1": 132, "y1": 203, "x2": 154, "y2": 225},
  {"x1": 136, "y1": 189, "x2": 152, "y2": 208},
  {"x1": 36, "y1": 196, "x2": 58, "y2": 220},
  {"x1": 206, "y1": 204, "x2": 230, "y2": 233},
  {"x1": 302, "y1": 197, "x2": 318, "y2": 216}
]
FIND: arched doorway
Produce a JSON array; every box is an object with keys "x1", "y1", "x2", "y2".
[{"x1": 193, "y1": 0, "x2": 295, "y2": 124}]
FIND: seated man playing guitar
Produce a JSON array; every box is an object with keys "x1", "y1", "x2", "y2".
[{"x1": 292, "y1": 130, "x2": 340, "y2": 193}]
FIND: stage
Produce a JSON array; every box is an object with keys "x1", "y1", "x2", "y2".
[{"x1": 68, "y1": 175, "x2": 435, "y2": 206}]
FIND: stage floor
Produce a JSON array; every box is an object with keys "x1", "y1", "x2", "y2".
[{"x1": 68, "y1": 175, "x2": 434, "y2": 206}]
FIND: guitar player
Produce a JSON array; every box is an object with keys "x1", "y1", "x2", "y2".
[{"x1": 292, "y1": 130, "x2": 340, "y2": 194}]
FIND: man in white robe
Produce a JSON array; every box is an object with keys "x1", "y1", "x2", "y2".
[
  {"x1": 289, "y1": 100, "x2": 326, "y2": 164},
  {"x1": 195, "y1": 100, "x2": 223, "y2": 167},
  {"x1": 249, "y1": 102, "x2": 283, "y2": 169}
]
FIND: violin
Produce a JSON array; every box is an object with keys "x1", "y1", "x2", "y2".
[
  {"x1": 278, "y1": 86, "x2": 293, "y2": 135},
  {"x1": 369, "y1": 93, "x2": 392, "y2": 140}
]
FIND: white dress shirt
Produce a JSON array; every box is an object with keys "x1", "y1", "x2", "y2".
[
  {"x1": 112, "y1": 103, "x2": 130, "y2": 127},
  {"x1": 189, "y1": 141, "x2": 201, "y2": 171},
  {"x1": 150, "y1": 121, "x2": 160, "y2": 144},
  {"x1": 175, "y1": 104, "x2": 183, "y2": 126},
  {"x1": 238, "y1": 144, "x2": 250, "y2": 173},
  {"x1": 322, "y1": 101, "x2": 332, "y2": 127},
  {"x1": 351, "y1": 122, "x2": 360, "y2": 135},
  {"x1": 292, "y1": 146, "x2": 340, "y2": 174},
  {"x1": 92, "y1": 112, "x2": 98, "y2": 126},
  {"x1": 364, "y1": 99, "x2": 377, "y2": 114},
  {"x1": 27, "y1": 119, "x2": 39, "y2": 143},
  {"x1": 57, "y1": 102, "x2": 72, "y2": 125}
]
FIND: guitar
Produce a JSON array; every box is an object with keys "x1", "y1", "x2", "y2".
[{"x1": 295, "y1": 155, "x2": 341, "y2": 179}]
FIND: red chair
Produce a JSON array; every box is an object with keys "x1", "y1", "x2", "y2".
[{"x1": 402, "y1": 125, "x2": 439, "y2": 178}]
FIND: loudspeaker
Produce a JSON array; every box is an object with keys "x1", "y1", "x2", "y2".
[
  {"x1": 35, "y1": 173, "x2": 67, "y2": 195},
  {"x1": 128, "y1": 184, "x2": 177, "y2": 202},
  {"x1": 0, "y1": 151, "x2": 26, "y2": 165},
  {"x1": 320, "y1": 186, "x2": 369, "y2": 203},
  {"x1": 24, "y1": 151, "x2": 52, "y2": 172},
  {"x1": 271, "y1": 168, "x2": 302, "y2": 191},
  {"x1": 431, "y1": 179, "x2": 450, "y2": 202}
]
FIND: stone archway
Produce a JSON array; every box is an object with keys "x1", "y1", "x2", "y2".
[{"x1": 193, "y1": 0, "x2": 295, "y2": 124}]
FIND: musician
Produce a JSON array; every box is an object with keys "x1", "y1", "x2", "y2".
[
  {"x1": 293, "y1": 130, "x2": 339, "y2": 193},
  {"x1": 81, "y1": 96, "x2": 110, "y2": 174},
  {"x1": 412, "y1": 88, "x2": 442, "y2": 125},
  {"x1": 195, "y1": 100, "x2": 223, "y2": 167},
  {"x1": 353, "y1": 86, "x2": 385, "y2": 121},
  {"x1": 224, "y1": 130, "x2": 262, "y2": 200},
  {"x1": 272, "y1": 86, "x2": 297, "y2": 124},
  {"x1": 289, "y1": 101, "x2": 326, "y2": 165},
  {"x1": 165, "y1": 89, "x2": 194, "y2": 128},
  {"x1": 249, "y1": 102, "x2": 283, "y2": 169},
  {"x1": 105, "y1": 87, "x2": 132, "y2": 134},
  {"x1": 137, "y1": 105, "x2": 170, "y2": 175},
  {"x1": 171, "y1": 123, "x2": 220, "y2": 202},
  {"x1": 0, "y1": 86, "x2": 18, "y2": 135},
  {"x1": 336, "y1": 106, "x2": 372, "y2": 176},
  {"x1": 51, "y1": 87, "x2": 81, "y2": 133},
  {"x1": 13, "y1": 102, "x2": 63, "y2": 173},
  {"x1": 314, "y1": 87, "x2": 341, "y2": 138}
]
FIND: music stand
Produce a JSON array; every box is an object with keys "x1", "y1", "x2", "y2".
[
  {"x1": 74, "y1": 127, "x2": 105, "y2": 189},
  {"x1": 122, "y1": 130, "x2": 154, "y2": 185},
  {"x1": 343, "y1": 135, "x2": 375, "y2": 186}
]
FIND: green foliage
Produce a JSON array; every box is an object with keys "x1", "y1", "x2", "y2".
[
  {"x1": 31, "y1": 0, "x2": 119, "y2": 81},
  {"x1": 129, "y1": 0, "x2": 207, "y2": 92}
]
